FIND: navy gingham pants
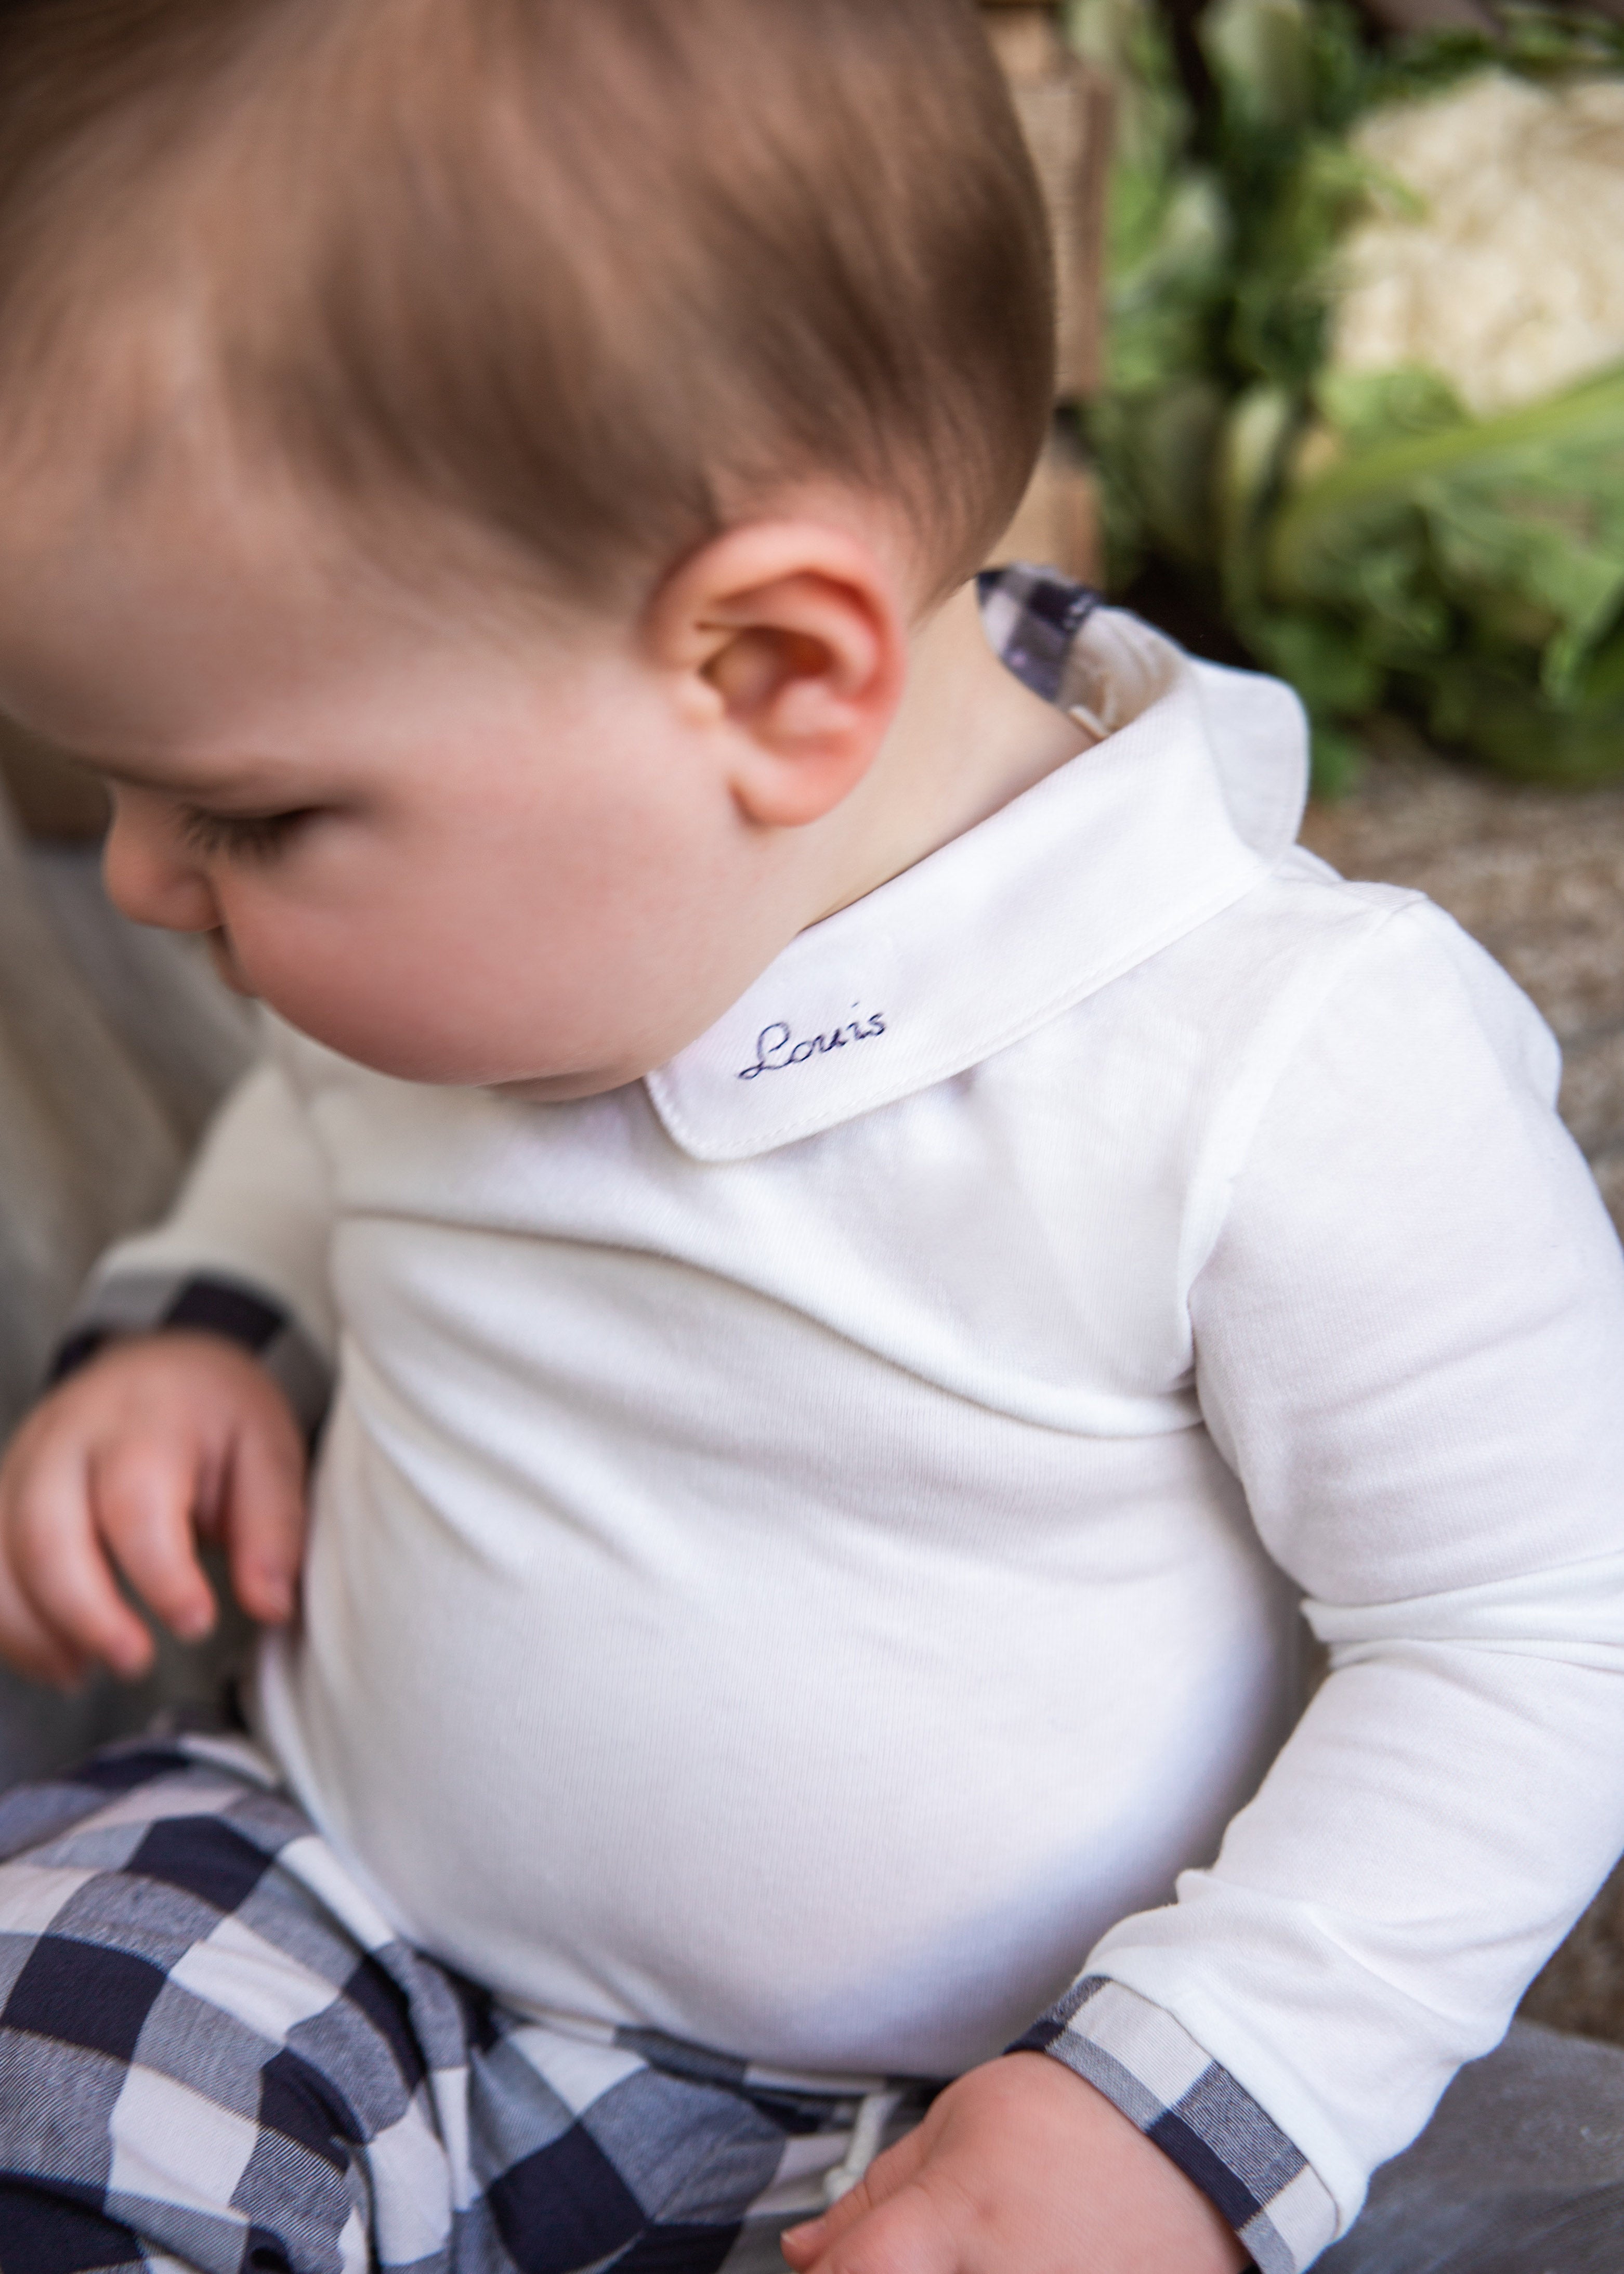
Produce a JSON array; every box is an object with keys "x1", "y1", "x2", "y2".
[
  {"x1": 3, "y1": 1732, "x2": 1624, "y2": 2272},
  {"x1": 0, "y1": 1732, "x2": 931, "y2": 2273}
]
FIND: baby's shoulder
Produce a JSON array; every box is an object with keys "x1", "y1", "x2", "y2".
[
  {"x1": 1248, "y1": 845, "x2": 1546, "y2": 1042},
  {"x1": 1084, "y1": 843, "x2": 1561, "y2": 1138}
]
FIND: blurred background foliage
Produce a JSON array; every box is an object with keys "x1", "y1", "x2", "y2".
[{"x1": 1067, "y1": 0, "x2": 1624, "y2": 790}]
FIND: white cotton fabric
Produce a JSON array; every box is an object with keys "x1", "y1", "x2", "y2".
[{"x1": 90, "y1": 609, "x2": 1624, "y2": 2236}]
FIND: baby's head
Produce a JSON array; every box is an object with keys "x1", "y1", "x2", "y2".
[{"x1": 0, "y1": 0, "x2": 1056, "y2": 1092}]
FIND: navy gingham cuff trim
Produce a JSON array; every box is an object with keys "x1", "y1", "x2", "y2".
[
  {"x1": 48, "y1": 1270, "x2": 333, "y2": 1440},
  {"x1": 1011, "y1": 1978, "x2": 1338, "y2": 2274},
  {"x1": 976, "y1": 562, "x2": 1102, "y2": 707}
]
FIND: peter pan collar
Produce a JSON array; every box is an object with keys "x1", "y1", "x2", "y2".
[{"x1": 643, "y1": 572, "x2": 1308, "y2": 1164}]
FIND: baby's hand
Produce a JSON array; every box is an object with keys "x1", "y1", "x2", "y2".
[
  {"x1": 0, "y1": 1334, "x2": 307, "y2": 1688},
  {"x1": 782, "y1": 2051, "x2": 1249, "y2": 2274}
]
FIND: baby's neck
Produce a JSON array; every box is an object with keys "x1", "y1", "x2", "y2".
[{"x1": 815, "y1": 579, "x2": 1093, "y2": 921}]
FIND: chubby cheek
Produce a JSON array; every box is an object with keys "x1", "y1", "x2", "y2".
[{"x1": 214, "y1": 886, "x2": 660, "y2": 1088}]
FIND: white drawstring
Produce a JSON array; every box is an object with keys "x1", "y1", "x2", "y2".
[{"x1": 822, "y1": 2087, "x2": 905, "y2": 2204}]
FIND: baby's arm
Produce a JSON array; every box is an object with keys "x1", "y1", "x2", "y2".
[
  {"x1": 1017, "y1": 900, "x2": 1624, "y2": 2270},
  {"x1": 1087, "y1": 901, "x2": 1624, "y2": 2239},
  {"x1": 0, "y1": 1036, "x2": 337, "y2": 1685}
]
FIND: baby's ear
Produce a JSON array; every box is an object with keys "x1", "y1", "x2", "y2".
[{"x1": 646, "y1": 521, "x2": 908, "y2": 827}]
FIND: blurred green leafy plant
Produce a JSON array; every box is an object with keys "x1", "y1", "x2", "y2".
[{"x1": 1068, "y1": 0, "x2": 1624, "y2": 790}]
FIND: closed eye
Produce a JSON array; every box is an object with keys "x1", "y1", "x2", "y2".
[{"x1": 178, "y1": 806, "x2": 318, "y2": 862}]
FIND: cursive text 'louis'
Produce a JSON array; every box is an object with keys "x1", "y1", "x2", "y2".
[{"x1": 738, "y1": 1008, "x2": 887, "y2": 1080}]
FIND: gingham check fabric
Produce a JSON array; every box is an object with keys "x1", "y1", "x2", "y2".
[
  {"x1": 974, "y1": 564, "x2": 1102, "y2": 705},
  {"x1": 1013, "y1": 1980, "x2": 1332, "y2": 2274},
  {"x1": 0, "y1": 1732, "x2": 929, "y2": 2273}
]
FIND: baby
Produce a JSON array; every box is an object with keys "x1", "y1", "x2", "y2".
[{"x1": 1, "y1": 3, "x2": 1623, "y2": 2271}]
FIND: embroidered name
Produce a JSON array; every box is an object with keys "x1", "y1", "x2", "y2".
[{"x1": 738, "y1": 1006, "x2": 887, "y2": 1080}]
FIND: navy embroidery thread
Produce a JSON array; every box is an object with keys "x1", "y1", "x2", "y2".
[{"x1": 738, "y1": 1006, "x2": 887, "y2": 1080}]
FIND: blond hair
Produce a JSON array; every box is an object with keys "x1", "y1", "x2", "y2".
[{"x1": 0, "y1": 0, "x2": 1055, "y2": 608}]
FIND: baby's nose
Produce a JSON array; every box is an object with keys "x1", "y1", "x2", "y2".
[{"x1": 101, "y1": 793, "x2": 221, "y2": 935}]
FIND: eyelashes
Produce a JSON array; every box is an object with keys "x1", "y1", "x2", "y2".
[{"x1": 178, "y1": 807, "x2": 316, "y2": 863}]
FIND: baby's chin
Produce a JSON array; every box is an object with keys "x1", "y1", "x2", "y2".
[
  {"x1": 304, "y1": 1030, "x2": 642, "y2": 1099},
  {"x1": 304, "y1": 1025, "x2": 643, "y2": 1100},
  {"x1": 236, "y1": 971, "x2": 648, "y2": 1096},
  {"x1": 490, "y1": 1068, "x2": 644, "y2": 1104}
]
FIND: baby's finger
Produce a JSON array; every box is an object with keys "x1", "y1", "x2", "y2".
[
  {"x1": 222, "y1": 1421, "x2": 306, "y2": 1625},
  {"x1": 783, "y1": 2129, "x2": 931, "y2": 2268},
  {"x1": 798, "y1": 2182, "x2": 958, "y2": 2274},
  {"x1": 0, "y1": 1517, "x2": 89, "y2": 1688},
  {"x1": 782, "y1": 2181, "x2": 871, "y2": 2268},
  {"x1": 11, "y1": 1441, "x2": 160, "y2": 1679},
  {"x1": 90, "y1": 1435, "x2": 218, "y2": 1643}
]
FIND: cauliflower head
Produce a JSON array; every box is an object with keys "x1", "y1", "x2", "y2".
[{"x1": 1332, "y1": 70, "x2": 1624, "y2": 419}]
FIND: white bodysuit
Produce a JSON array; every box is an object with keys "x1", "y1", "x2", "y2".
[{"x1": 79, "y1": 597, "x2": 1624, "y2": 2265}]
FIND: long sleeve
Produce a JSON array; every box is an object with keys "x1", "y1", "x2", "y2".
[
  {"x1": 56, "y1": 1027, "x2": 338, "y2": 1434},
  {"x1": 1021, "y1": 898, "x2": 1624, "y2": 2268}
]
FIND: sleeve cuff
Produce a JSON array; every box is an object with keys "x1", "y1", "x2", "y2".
[
  {"x1": 1009, "y1": 1977, "x2": 1339, "y2": 2274},
  {"x1": 48, "y1": 1269, "x2": 333, "y2": 1440}
]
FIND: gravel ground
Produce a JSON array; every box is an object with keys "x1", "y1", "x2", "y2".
[{"x1": 1302, "y1": 731, "x2": 1624, "y2": 2045}]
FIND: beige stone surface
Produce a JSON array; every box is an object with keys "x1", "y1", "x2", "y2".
[{"x1": 1302, "y1": 732, "x2": 1624, "y2": 2045}]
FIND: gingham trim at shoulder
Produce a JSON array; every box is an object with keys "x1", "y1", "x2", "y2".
[
  {"x1": 976, "y1": 563, "x2": 1103, "y2": 707},
  {"x1": 48, "y1": 1269, "x2": 332, "y2": 1440},
  {"x1": 1011, "y1": 1977, "x2": 1338, "y2": 2274}
]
